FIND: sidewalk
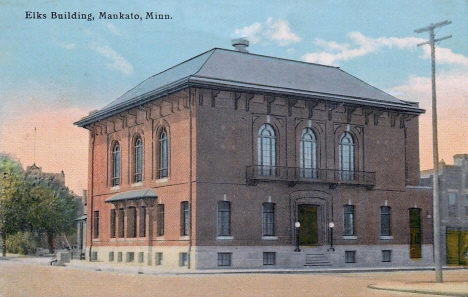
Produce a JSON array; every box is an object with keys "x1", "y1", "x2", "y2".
[
  {"x1": 369, "y1": 281, "x2": 468, "y2": 296},
  {"x1": 4, "y1": 254, "x2": 468, "y2": 296}
]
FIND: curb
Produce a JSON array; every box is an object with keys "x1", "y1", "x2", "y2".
[{"x1": 368, "y1": 283, "x2": 468, "y2": 297}]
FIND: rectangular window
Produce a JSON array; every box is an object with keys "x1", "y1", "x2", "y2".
[
  {"x1": 263, "y1": 252, "x2": 276, "y2": 266},
  {"x1": 117, "y1": 252, "x2": 122, "y2": 262},
  {"x1": 93, "y1": 211, "x2": 99, "y2": 238},
  {"x1": 126, "y1": 252, "x2": 135, "y2": 263},
  {"x1": 179, "y1": 253, "x2": 188, "y2": 267},
  {"x1": 138, "y1": 252, "x2": 144, "y2": 263},
  {"x1": 139, "y1": 206, "x2": 146, "y2": 237},
  {"x1": 465, "y1": 195, "x2": 468, "y2": 216},
  {"x1": 127, "y1": 207, "x2": 137, "y2": 238},
  {"x1": 217, "y1": 253, "x2": 232, "y2": 267},
  {"x1": 380, "y1": 206, "x2": 391, "y2": 236},
  {"x1": 218, "y1": 201, "x2": 231, "y2": 236},
  {"x1": 345, "y1": 251, "x2": 356, "y2": 263},
  {"x1": 155, "y1": 252, "x2": 163, "y2": 266},
  {"x1": 343, "y1": 205, "x2": 355, "y2": 236},
  {"x1": 449, "y1": 192, "x2": 458, "y2": 217},
  {"x1": 118, "y1": 208, "x2": 125, "y2": 238},
  {"x1": 91, "y1": 251, "x2": 98, "y2": 261},
  {"x1": 110, "y1": 209, "x2": 116, "y2": 238},
  {"x1": 262, "y1": 203, "x2": 275, "y2": 236},
  {"x1": 382, "y1": 250, "x2": 392, "y2": 262},
  {"x1": 157, "y1": 204, "x2": 165, "y2": 236},
  {"x1": 109, "y1": 252, "x2": 114, "y2": 262},
  {"x1": 180, "y1": 201, "x2": 189, "y2": 236}
]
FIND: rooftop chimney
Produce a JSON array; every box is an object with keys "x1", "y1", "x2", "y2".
[{"x1": 232, "y1": 38, "x2": 249, "y2": 53}]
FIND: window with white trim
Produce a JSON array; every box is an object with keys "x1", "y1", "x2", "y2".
[
  {"x1": 159, "y1": 128, "x2": 168, "y2": 178},
  {"x1": 133, "y1": 136, "x2": 143, "y2": 183},
  {"x1": 262, "y1": 203, "x2": 275, "y2": 236},
  {"x1": 380, "y1": 206, "x2": 391, "y2": 236},
  {"x1": 339, "y1": 132, "x2": 354, "y2": 181},
  {"x1": 343, "y1": 205, "x2": 355, "y2": 236},
  {"x1": 300, "y1": 128, "x2": 317, "y2": 178},
  {"x1": 111, "y1": 142, "x2": 120, "y2": 186},
  {"x1": 258, "y1": 124, "x2": 276, "y2": 176},
  {"x1": 218, "y1": 201, "x2": 231, "y2": 236}
]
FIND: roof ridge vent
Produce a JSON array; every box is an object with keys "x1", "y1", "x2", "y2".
[{"x1": 232, "y1": 38, "x2": 249, "y2": 53}]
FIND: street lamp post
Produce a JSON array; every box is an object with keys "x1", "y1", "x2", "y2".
[
  {"x1": 294, "y1": 221, "x2": 301, "y2": 252},
  {"x1": 328, "y1": 222, "x2": 335, "y2": 251}
]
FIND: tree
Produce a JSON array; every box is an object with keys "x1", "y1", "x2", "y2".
[
  {"x1": 0, "y1": 154, "x2": 27, "y2": 257},
  {"x1": 25, "y1": 171, "x2": 78, "y2": 254}
]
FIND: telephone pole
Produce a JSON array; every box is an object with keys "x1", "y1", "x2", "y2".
[{"x1": 414, "y1": 20, "x2": 451, "y2": 284}]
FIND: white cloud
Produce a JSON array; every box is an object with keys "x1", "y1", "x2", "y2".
[
  {"x1": 421, "y1": 46, "x2": 468, "y2": 68},
  {"x1": 234, "y1": 22, "x2": 263, "y2": 44},
  {"x1": 234, "y1": 18, "x2": 301, "y2": 46},
  {"x1": 386, "y1": 70, "x2": 468, "y2": 170},
  {"x1": 94, "y1": 45, "x2": 134, "y2": 75},
  {"x1": 302, "y1": 32, "x2": 425, "y2": 65}
]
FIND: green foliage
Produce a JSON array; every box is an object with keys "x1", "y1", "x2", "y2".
[
  {"x1": 0, "y1": 153, "x2": 79, "y2": 254},
  {"x1": 25, "y1": 172, "x2": 79, "y2": 239},
  {"x1": 6, "y1": 231, "x2": 36, "y2": 255},
  {"x1": 0, "y1": 154, "x2": 27, "y2": 235}
]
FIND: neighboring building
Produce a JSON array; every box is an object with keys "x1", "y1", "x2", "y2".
[
  {"x1": 75, "y1": 39, "x2": 433, "y2": 269},
  {"x1": 74, "y1": 190, "x2": 87, "y2": 259},
  {"x1": 421, "y1": 155, "x2": 468, "y2": 266}
]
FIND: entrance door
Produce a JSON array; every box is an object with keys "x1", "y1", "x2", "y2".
[
  {"x1": 298, "y1": 204, "x2": 319, "y2": 245},
  {"x1": 446, "y1": 230, "x2": 468, "y2": 266},
  {"x1": 409, "y1": 208, "x2": 421, "y2": 258}
]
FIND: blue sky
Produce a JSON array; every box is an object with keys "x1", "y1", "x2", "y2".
[{"x1": 0, "y1": 0, "x2": 467, "y2": 192}]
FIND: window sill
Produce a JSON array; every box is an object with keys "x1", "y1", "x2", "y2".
[
  {"x1": 379, "y1": 236, "x2": 393, "y2": 240},
  {"x1": 179, "y1": 236, "x2": 189, "y2": 241},
  {"x1": 131, "y1": 182, "x2": 143, "y2": 188},
  {"x1": 343, "y1": 236, "x2": 357, "y2": 240},
  {"x1": 262, "y1": 236, "x2": 278, "y2": 241},
  {"x1": 110, "y1": 186, "x2": 120, "y2": 192},
  {"x1": 156, "y1": 178, "x2": 169, "y2": 183},
  {"x1": 217, "y1": 236, "x2": 234, "y2": 240},
  {"x1": 114, "y1": 238, "x2": 144, "y2": 242}
]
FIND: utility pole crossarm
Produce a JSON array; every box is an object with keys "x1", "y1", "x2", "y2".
[
  {"x1": 434, "y1": 35, "x2": 452, "y2": 43},
  {"x1": 414, "y1": 20, "x2": 452, "y2": 33}
]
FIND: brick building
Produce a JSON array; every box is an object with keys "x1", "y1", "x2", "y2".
[
  {"x1": 75, "y1": 39, "x2": 433, "y2": 269},
  {"x1": 421, "y1": 155, "x2": 468, "y2": 266}
]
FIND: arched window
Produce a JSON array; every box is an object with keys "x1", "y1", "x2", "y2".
[
  {"x1": 339, "y1": 132, "x2": 354, "y2": 181},
  {"x1": 300, "y1": 128, "x2": 317, "y2": 178},
  {"x1": 133, "y1": 136, "x2": 143, "y2": 183},
  {"x1": 258, "y1": 124, "x2": 276, "y2": 176},
  {"x1": 111, "y1": 142, "x2": 120, "y2": 186},
  {"x1": 159, "y1": 128, "x2": 168, "y2": 179}
]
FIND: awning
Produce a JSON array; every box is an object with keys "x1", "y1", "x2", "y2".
[
  {"x1": 105, "y1": 189, "x2": 158, "y2": 203},
  {"x1": 75, "y1": 215, "x2": 87, "y2": 221}
]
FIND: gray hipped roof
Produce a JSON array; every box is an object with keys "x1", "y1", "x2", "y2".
[{"x1": 75, "y1": 48, "x2": 423, "y2": 127}]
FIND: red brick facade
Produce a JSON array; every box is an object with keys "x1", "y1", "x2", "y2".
[{"x1": 77, "y1": 49, "x2": 433, "y2": 269}]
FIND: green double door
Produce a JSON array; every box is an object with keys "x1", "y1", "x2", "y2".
[
  {"x1": 446, "y1": 230, "x2": 468, "y2": 266},
  {"x1": 298, "y1": 204, "x2": 319, "y2": 245}
]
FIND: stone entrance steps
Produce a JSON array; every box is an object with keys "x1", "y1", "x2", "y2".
[{"x1": 304, "y1": 253, "x2": 332, "y2": 267}]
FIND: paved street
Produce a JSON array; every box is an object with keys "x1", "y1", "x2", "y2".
[{"x1": 1, "y1": 257, "x2": 468, "y2": 296}]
